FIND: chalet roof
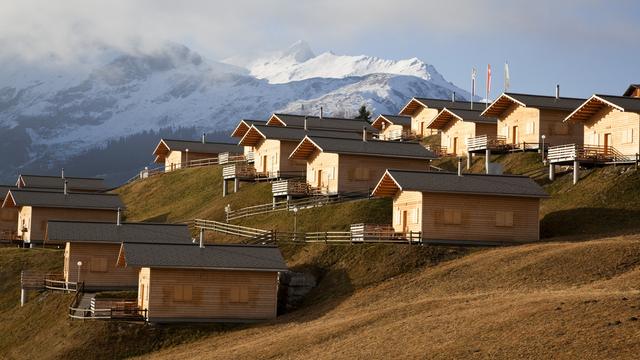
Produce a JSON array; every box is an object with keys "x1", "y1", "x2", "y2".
[
  {"x1": 46, "y1": 221, "x2": 191, "y2": 244},
  {"x1": 371, "y1": 115, "x2": 412, "y2": 130},
  {"x1": 238, "y1": 124, "x2": 363, "y2": 146},
  {"x1": 2, "y1": 189, "x2": 124, "y2": 210},
  {"x1": 153, "y1": 139, "x2": 242, "y2": 157},
  {"x1": 118, "y1": 243, "x2": 288, "y2": 272},
  {"x1": 289, "y1": 136, "x2": 436, "y2": 160},
  {"x1": 372, "y1": 169, "x2": 548, "y2": 198},
  {"x1": 398, "y1": 97, "x2": 476, "y2": 116},
  {"x1": 623, "y1": 84, "x2": 640, "y2": 97},
  {"x1": 16, "y1": 175, "x2": 108, "y2": 192},
  {"x1": 427, "y1": 108, "x2": 497, "y2": 130},
  {"x1": 230, "y1": 119, "x2": 267, "y2": 138},
  {"x1": 565, "y1": 94, "x2": 640, "y2": 123},
  {"x1": 481, "y1": 92, "x2": 586, "y2": 117},
  {"x1": 269, "y1": 113, "x2": 376, "y2": 132},
  {"x1": 0, "y1": 185, "x2": 15, "y2": 198}
]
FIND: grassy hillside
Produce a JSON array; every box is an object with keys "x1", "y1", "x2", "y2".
[{"x1": 142, "y1": 235, "x2": 640, "y2": 360}]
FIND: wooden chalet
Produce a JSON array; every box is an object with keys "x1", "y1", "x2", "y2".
[
  {"x1": 153, "y1": 138, "x2": 243, "y2": 172},
  {"x1": 372, "y1": 170, "x2": 548, "y2": 244},
  {"x1": 2, "y1": 189, "x2": 124, "y2": 246},
  {"x1": 230, "y1": 119, "x2": 267, "y2": 138},
  {"x1": 288, "y1": 136, "x2": 435, "y2": 195},
  {"x1": 548, "y1": 95, "x2": 640, "y2": 168},
  {"x1": 16, "y1": 174, "x2": 109, "y2": 193},
  {"x1": 426, "y1": 108, "x2": 497, "y2": 156},
  {"x1": 117, "y1": 243, "x2": 288, "y2": 323},
  {"x1": 623, "y1": 84, "x2": 640, "y2": 98},
  {"x1": 371, "y1": 115, "x2": 413, "y2": 141},
  {"x1": 473, "y1": 92, "x2": 585, "y2": 153},
  {"x1": 47, "y1": 221, "x2": 191, "y2": 290},
  {"x1": 398, "y1": 97, "x2": 477, "y2": 138},
  {"x1": 0, "y1": 185, "x2": 18, "y2": 241}
]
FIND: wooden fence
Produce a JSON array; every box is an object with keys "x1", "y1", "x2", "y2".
[
  {"x1": 547, "y1": 143, "x2": 631, "y2": 164},
  {"x1": 193, "y1": 219, "x2": 270, "y2": 238},
  {"x1": 126, "y1": 154, "x2": 247, "y2": 184}
]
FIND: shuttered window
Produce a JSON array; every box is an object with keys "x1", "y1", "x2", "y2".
[
  {"x1": 496, "y1": 211, "x2": 514, "y2": 227},
  {"x1": 412, "y1": 208, "x2": 420, "y2": 224},
  {"x1": 443, "y1": 209, "x2": 462, "y2": 225},
  {"x1": 90, "y1": 257, "x2": 108, "y2": 272},
  {"x1": 174, "y1": 284, "x2": 193, "y2": 302},
  {"x1": 526, "y1": 121, "x2": 535, "y2": 135},
  {"x1": 230, "y1": 286, "x2": 249, "y2": 303},
  {"x1": 622, "y1": 129, "x2": 634, "y2": 144}
]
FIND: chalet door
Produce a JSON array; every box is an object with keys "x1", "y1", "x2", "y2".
[
  {"x1": 420, "y1": 122, "x2": 424, "y2": 137},
  {"x1": 512, "y1": 126, "x2": 519, "y2": 145},
  {"x1": 402, "y1": 210, "x2": 408, "y2": 234},
  {"x1": 139, "y1": 284, "x2": 145, "y2": 308},
  {"x1": 262, "y1": 155, "x2": 268, "y2": 175},
  {"x1": 317, "y1": 170, "x2": 322, "y2": 188},
  {"x1": 452, "y1": 137, "x2": 458, "y2": 154},
  {"x1": 604, "y1": 133, "x2": 612, "y2": 154}
]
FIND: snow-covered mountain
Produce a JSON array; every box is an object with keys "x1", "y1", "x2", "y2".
[{"x1": 0, "y1": 41, "x2": 473, "y2": 184}]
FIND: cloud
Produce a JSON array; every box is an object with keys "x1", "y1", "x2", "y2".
[{"x1": 0, "y1": 0, "x2": 636, "y2": 63}]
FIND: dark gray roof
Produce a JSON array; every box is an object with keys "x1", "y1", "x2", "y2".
[
  {"x1": 252, "y1": 125, "x2": 365, "y2": 141},
  {"x1": 442, "y1": 108, "x2": 497, "y2": 123},
  {"x1": 4, "y1": 189, "x2": 124, "y2": 210},
  {"x1": 272, "y1": 113, "x2": 376, "y2": 132},
  {"x1": 17, "y1": 175, "x2": 108, "y2": 192},
  {"x1": 594, "y1": 94, "x2": 640, "y2": 112},
  {"x1": 504, "y1": 93, "x2": 586, "y2": 111},
  {"x1": 623, "y1": 84, "x2": 640, "y2": 96},
  {"x1": 47, "y1": 221, "x2": 191, "y2": 244},
  {"x1": 382, "y1": 170, "x2": 548, "y2": 198},
  {"x1": 378, "y1": 115, "x2": 412, "y2": 126},
  {"x1": 158, "y1": 139, "x2": 243, "y2": 154},
  {"x1": 121, "y1": 243, "x2": 288, "y2": 271},
  {"x1": 304, "y1": 136, "x2": 436, "y2": 159},
  {"x1": 413, "y1": 98, "x2": 476, "y2": 110}
]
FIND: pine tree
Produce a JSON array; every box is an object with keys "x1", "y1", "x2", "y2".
[{"x1": 354, "y1": 105, "x2": 371, "y2": 121}]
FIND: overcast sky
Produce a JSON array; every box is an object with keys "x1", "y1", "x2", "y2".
[{"x1": 1, "y1": 0, "x2": 638, "y2": 97}]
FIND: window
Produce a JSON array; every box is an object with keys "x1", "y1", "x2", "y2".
[
  {"x1": 328, "y1": 167, "x2": 335, "y2": 180},
  {"x1": 526, "y1": 121, "x2": 535, "y2": 135},
  {"x1": 443, "y1": 209, "x2": 462, "y2": 225},
  {"x1": 173, "y1": 284, "x2": 193, "y2": 302},
  {"x1": 411, "y1": 208, "x2": 420, "y2": 224},
  {"x1": 394, "y1": 209, "x2": 401, "y2": 225},
  {"x1": 229, "y1": 286, "x2": 249, "y2": 303},
  {"x1": 309, "y1": 169, "x2": 315, "y2": 182},
  {"x1": 352, "y1": 168, "x2": 370, "y2": 181},
  {"x1": 496, "y1": 211, "x2": 514, "y2": 227},
  {"x1": 90, "y1": 257, "x2": 108, "y2": 272},
  {"x1": 622, "y1": 129, "x2": 634, "y2": 144}
]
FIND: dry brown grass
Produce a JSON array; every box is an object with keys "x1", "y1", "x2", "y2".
[{"x1": 142, "y1": 235, "x2": 640, "y2": 360}]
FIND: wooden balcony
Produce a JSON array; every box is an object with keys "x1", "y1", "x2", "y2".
[
  {"x1": 272, "y1": 179, "x2": 310, "y2": 197},
  {"x1": 375, "y1": 130, "x2": 417, "y2": 141},
  {"x1": 466, "y1": 135, "x2": 511, "y2": 153},
  {"x1": 548, "y1": 144, "x2": 630, "y2": 164},
  {"x1": 425, "y1": 145, "x2": 449, "y2": 157},
  {"x1": 222, "y1": 163, "x2": 256, "y2": 179}
]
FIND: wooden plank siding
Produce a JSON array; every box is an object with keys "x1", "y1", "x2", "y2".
[
  {"x1": 164, "y1": 150, "x2": 221, "y2": 172},
  {"x1": 581, "y1": 107, "x2": 640, "y2": 156},
  {"x1": 65, "y1": 242, "x2": 138, "y2": 289},
  {"x1": 497, "y1": 104, "x2": 583, "y2": 148},
  {"x1": 19, "y1": 207, "x2": 117, "y2": 243},
  {"x1": 306, "y1": 151, "x2": 339, "y2": 193},
  {"x1": 141, "y1": 268, "x2": 279, "y2": 323},
  {"x1": 419, "y1": 192, "x2": 540, "y2": 243},
  {"x1": 379, "y1": 124, "x2": 408, "y2": 140},
  {"x1": 336, "y1": 154, "x2": 429, "y2": 194},
  {"x1": 392, "y1": 191, "x2": 422, "y2": 234},
  {"x1": 0, "y1": 207, "x2": 18, "y2": 239},
  {"x1": 440, "y1": 120, "x2": 497, "y2": 156},
  {"x1": 411, "y1": 107, "x2": 439, "y2": 137},
  {"x1": 253, "y1": 139, "x2": 306, "y2": 177}
]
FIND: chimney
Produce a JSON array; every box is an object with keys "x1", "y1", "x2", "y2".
[
  {"x1": 304, "y1": 116, "x2": 308, "y2": 131},
  {"x1": 452, "y1": 92, "x2": 456, "y2": 102},
  {"x1": 63, "y1": 180, "x2": 68, "y2": 195},
  {"x1": 61, "y1": 168, "x2": 65, "y2": 179},
  {"x1": 202, "y1": 132, "x2": 206, "y2": 144},
  {"x1": 555, "y1": 84, "x2": 560, "y2": 99},
  {"x1": 362, "y1": 127, "x2": 367, "y2": 142},
  {"x1": 457, "y1": 157, "x2": 463, "y2": 176},
  {"x1": 116, "y1": 207, "x2": 121, "y2": 226},
  {"x1": 320, "y1": 106, "x2": 323, "y2": 119}
]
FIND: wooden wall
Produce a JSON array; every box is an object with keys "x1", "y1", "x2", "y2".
[
  {"x1": 306, "y1": 150, "x2": 339, "y2": 193},
  {"x1": 0, "y1": 207, "x2": 18, "y2": 239},
  {"x1": 165, "y1": 151, "x2": 183, "y2": 172},
  {"x1": 419, "y1": 192, "x2": 540, "y2": 243},
  {"x1": 337, "y1": 154, "x2": 429, "y2": 194},
  {"x1": 497, "y1": 104, "x2": 582, "y2": 148},
  {"x1": 411, "y1": 107, "x2": 439, "y2": 137},
  {"x1": 21, "y1": 207, "x2": 117, "y2": 242},
  {"x1": 65, "y1": 242, "x2": 138, "y2": 289},
  {"x1": 380, "y1": 124, "x2": 407, "y2": 140},
  {"x1": 392, "y1": 191, "x2": 422, "y2": 234},
  {"x1": 142, "y1": 267, "x2": 279, "y2": 322},
  {"x1": 440, "y1": 120, "x2": 491, "y2": 156},
  {"x1": 582, "y1": 107, "x2": 640, "y2": 156}
]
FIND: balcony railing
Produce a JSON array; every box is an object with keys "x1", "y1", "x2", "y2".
[
  {"x1": 223, "y1": 163, "x2": 257, "y2": 179},
  {"x1": 547, "y1": 144, "x2": 630, "y2": 164},
  {"x1": 272, "y1": 179, "x2": 310, "y2": 197},
  {"x1": 465, "y1": 135, "x2": 508, "y2": 152}
]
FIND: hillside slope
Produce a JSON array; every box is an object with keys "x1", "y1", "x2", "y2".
[{"x1": 143, "y1": 235, "x2": 640, "y2": 359}]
